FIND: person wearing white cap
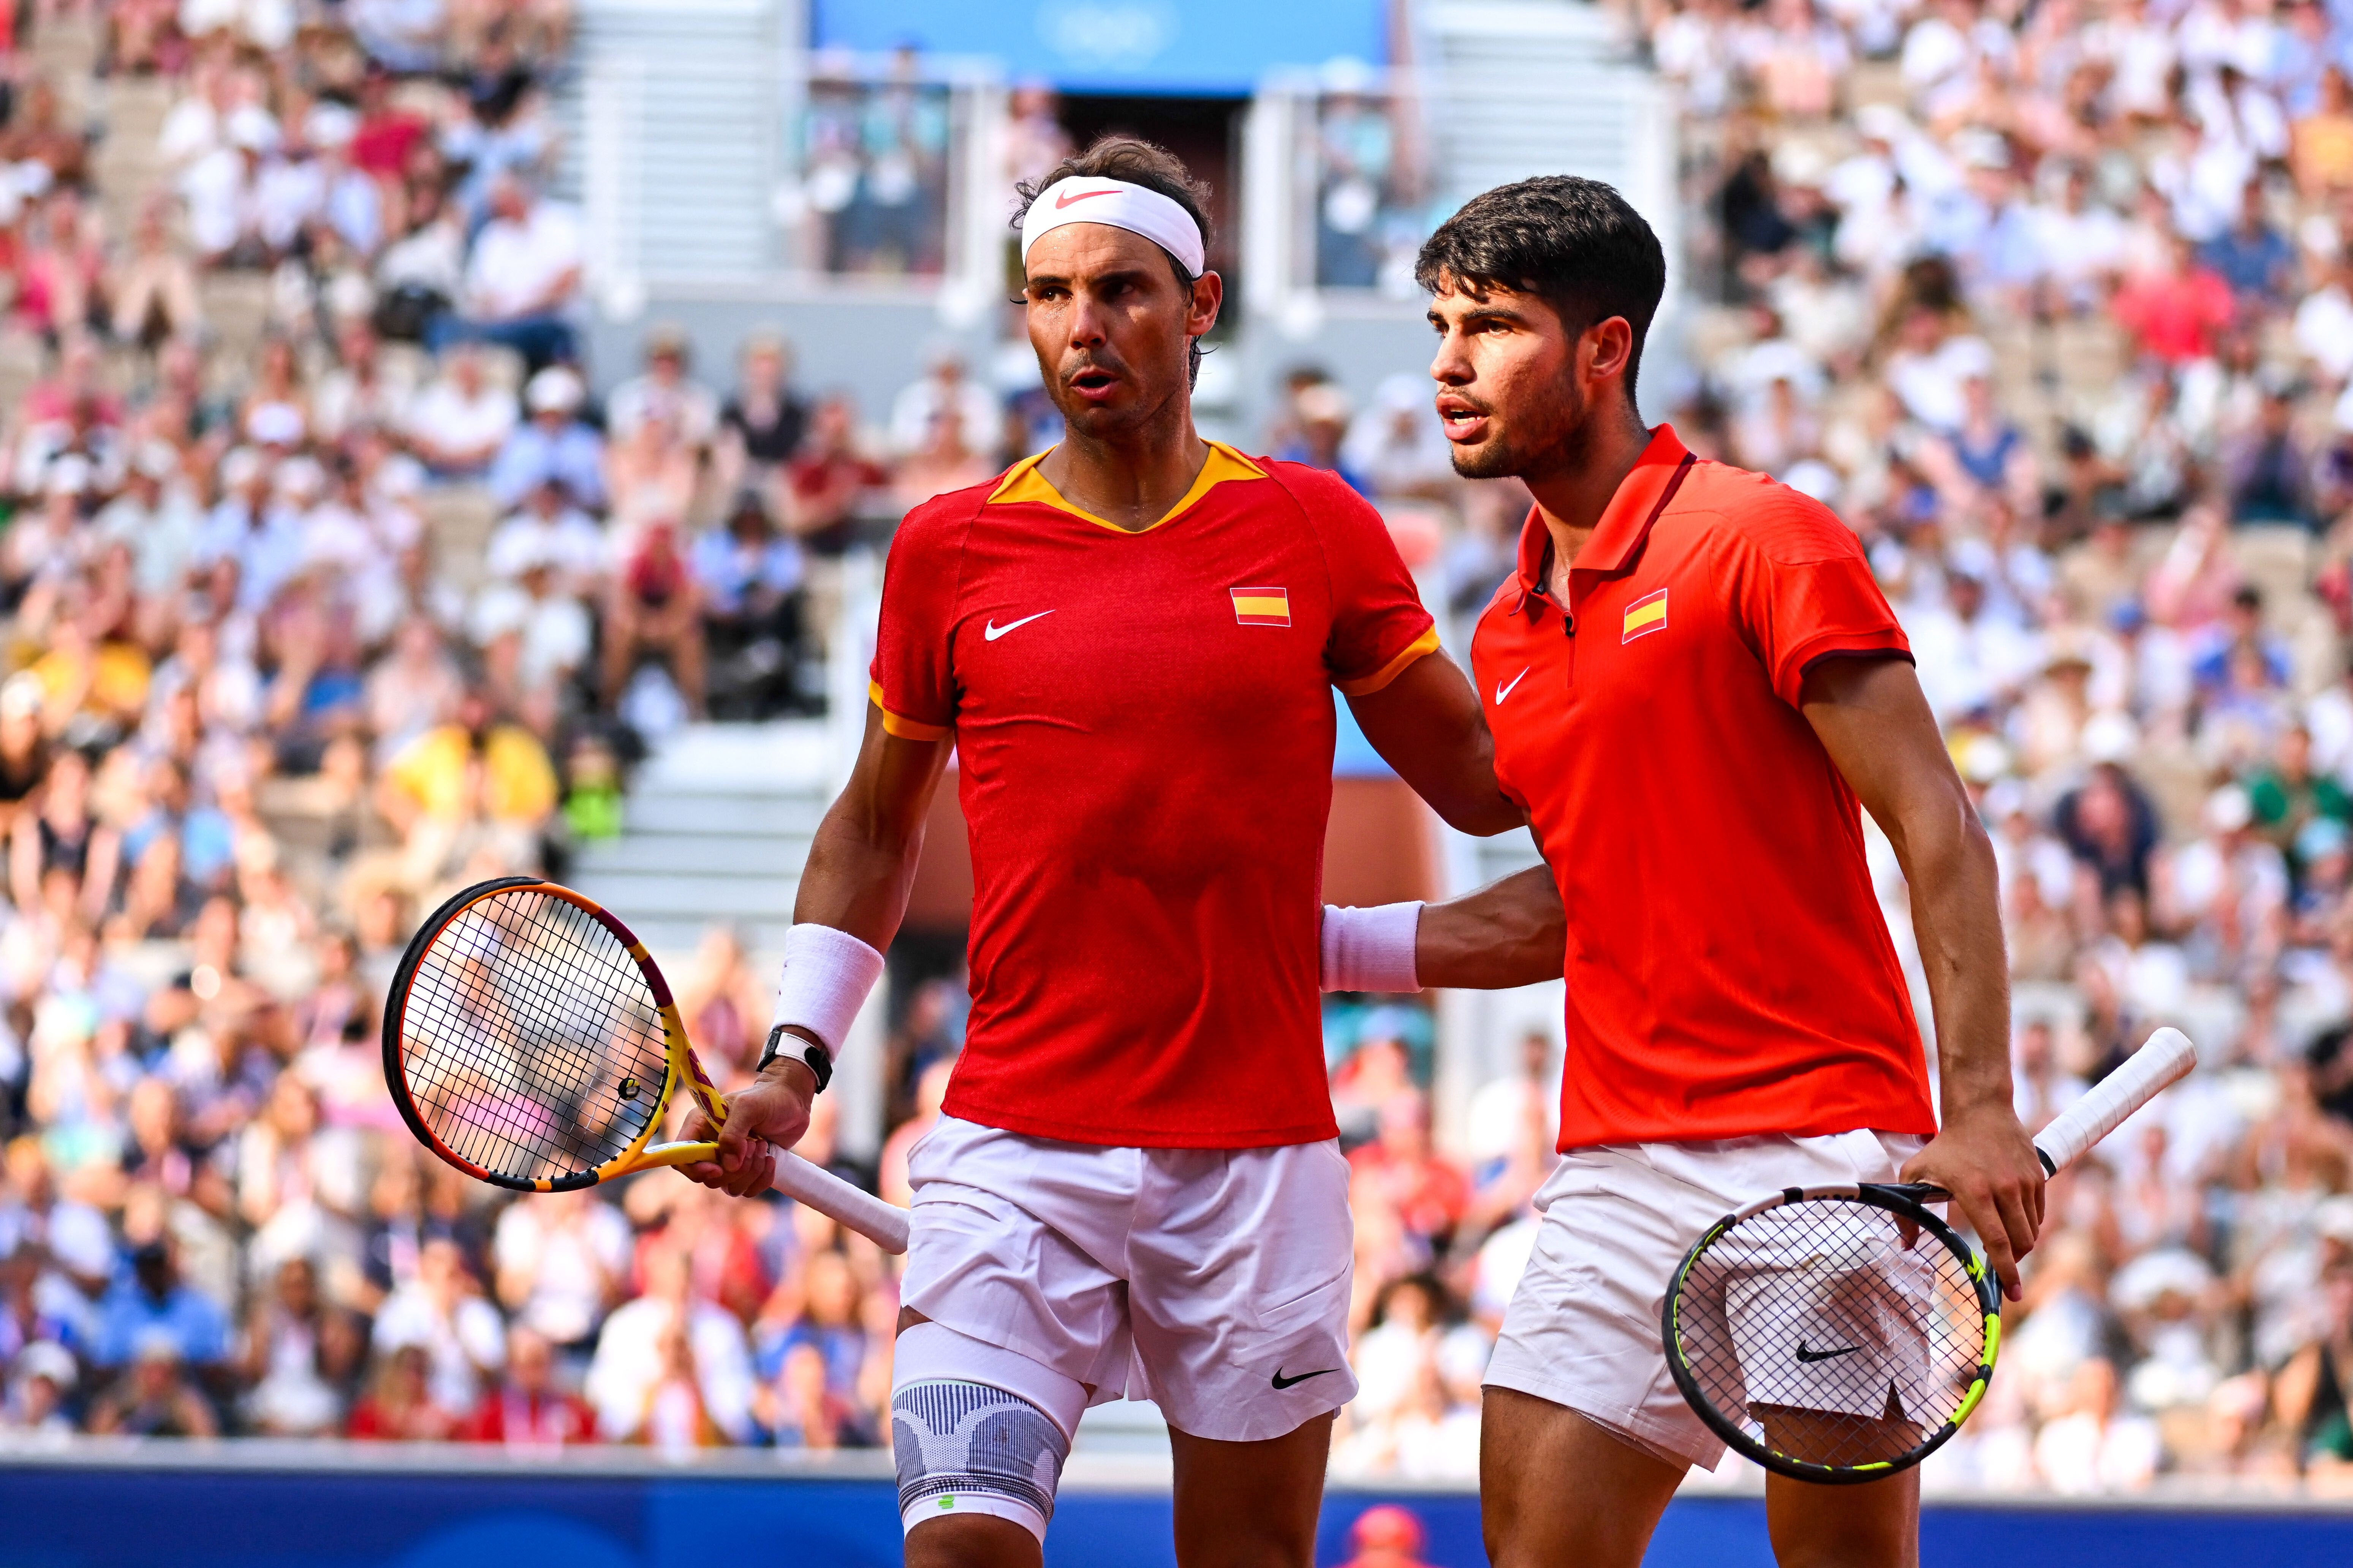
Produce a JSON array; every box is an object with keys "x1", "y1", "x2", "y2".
[
  {"x1": 488, "y1": 364, "x2": 606, "y2": 509},
  {"x1": 677, "y1": 136, "x2": 1552, "y2": 1568}
]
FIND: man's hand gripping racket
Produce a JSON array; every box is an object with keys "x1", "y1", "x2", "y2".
[
  {"x1": 381, "y1": 877, "x2": 908, "y2": 1253},
  {"x1": 1663, "y1": 1027, "x2": 2196, "y2": 1482}
]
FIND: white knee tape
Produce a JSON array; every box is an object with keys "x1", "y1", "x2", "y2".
[{"x1": 891, "y1": 1323, "x2": 1087, "y2": 1544}]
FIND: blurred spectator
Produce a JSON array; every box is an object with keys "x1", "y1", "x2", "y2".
[
  {"x1": 372, "y1": 1235, "x2": 504, "y2": 1415},
  {"x1": 2112, "y1": 235, "x2": 2239, "y2": 365},
  {"x1": 437, "y1": 175, "x2": 580, "y2": 371},
  {"x1": 1334, "y1": 1505, "x2": 1435, "y2": 1568},
  {"x1": 492, "y1": 1190, "x2": 629, "y2": 1353},
  {"x1": 887, "y1": 345, "x2": 998, "y2": 459},
  {"x1": 89, "y1": 1336, "x2": 221, "y2": 1437},
  {"x1": 2200, "y1": 186, "x2": 2299, "y2": 308},
  {"x1": 601, "y1": 524, "x2": 704, "y2": 721},
  {"x1": 464, "y1": 1325, "x2": 597, "y2": 1448},
  {"x1": 487, "y1": 365, "x2": 605, "y2": 511},
  {"x1": 406, "y1": 344, "x2": 516, "y2": 479},
  {"x1": 346, "y1": 1341, "x2": 462, "y2": 1440},
  {"x1": 715, "y1": 331, "x2": 809, "y2": 495},
  {"x1": 607, "y1": 324, "x2": 719, "y2": 449},
  {"x1": 585, "y1": 1242, "x2": 752, "y2": 1444},
  {"x1": 694, "y1": 491, "x2": 804, "y2": 721},
  {"x1": 93, "y1": 1237, "x2": 228, "y2": 1376}
]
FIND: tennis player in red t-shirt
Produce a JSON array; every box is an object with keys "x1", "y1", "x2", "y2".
[
  {"x1": 1413, "y1": 178, "x2": 2048, "y2": 1566},
  {"x1": 677, "y1": 138, "x2": 1554, "y2": 1568}
]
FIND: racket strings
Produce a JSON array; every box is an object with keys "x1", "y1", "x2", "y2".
[
  {"x1": 397, "y1": 888, "x2": 673, "y2": 1181},
  {"x1": 1671, "y1": 1198, "x2": 1987, "y2": 1470}
]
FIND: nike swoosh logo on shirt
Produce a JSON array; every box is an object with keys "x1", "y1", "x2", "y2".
[
  {"x1": 1796, "y1": 1342, "x2": 1863, "y2": 1364},
  {"x1": 1495, "y1": 667, "x2": 1531, "y2": 703},
  {"x1": 1271, "y1": 1366, "x2": 1339, "y2": 1389},
  {"x1": 1054, "y1": 188, "x2": 1118, "y2": 209},
  {"x1": 984, "y1": 610, "x2": 1055, "y2": 642}
]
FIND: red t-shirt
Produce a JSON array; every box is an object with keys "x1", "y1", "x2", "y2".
[
  {"x1": 351, "y1": 112, "x2": 428, "y2": 180},
  {"x1": 1470, "y1": 426, "x2": 1937, "y2": 1151},
  {"x1": 870, "y1": 443, "x2": 1438, "y2": 1147},
  {"x1": 2110, "y1": 267, "x2": 2236, "y2": 363}
]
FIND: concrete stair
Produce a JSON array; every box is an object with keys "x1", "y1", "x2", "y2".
[{"x1": 567, "y1": 720, "x2": 832, "y2": 956}]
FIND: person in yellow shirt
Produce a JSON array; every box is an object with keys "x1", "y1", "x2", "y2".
[
  {"x1": 377, "y1": 690, "x2": 558, "y2": 831},
  {"x1": 28, "y1": 610, "x2": 150, "y2": 732}
]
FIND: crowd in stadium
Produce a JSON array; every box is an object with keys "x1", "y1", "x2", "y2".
[{"x1": 0, "y1": 0, "x2": 2347, "y2": 1500}]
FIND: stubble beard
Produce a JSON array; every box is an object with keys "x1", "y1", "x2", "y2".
[{"x1": 1447, "y1": 379, "x2": 1593, "y2": 485}]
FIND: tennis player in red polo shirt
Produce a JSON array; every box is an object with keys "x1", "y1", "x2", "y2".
[
  {"x1": 1419, "y1": 177, "x2": 2049, "y2": 1566},
  {"x1": 676, "y1": 138, "x2": 1552, "y2": 1568}
]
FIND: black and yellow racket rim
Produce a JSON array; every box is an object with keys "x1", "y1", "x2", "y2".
[
  {"x1": 1661, "y1": 1182, "x2": 2003, "y2": 1484},
  {"x1": 383, "y1": 876, "x2": 720, "y2": 1193}
]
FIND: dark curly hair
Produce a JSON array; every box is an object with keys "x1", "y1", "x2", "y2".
[{"x1": 1415, "y1": 175, "x2": 1665, "y2": 403}]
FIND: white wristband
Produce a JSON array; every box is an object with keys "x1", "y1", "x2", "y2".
[
  {"x1": 773, "y1": 923, "x2": 886, "y2": 1055},
  {"x1": 1320, "y1": 902, "x2": 1423, "y2": 993}
]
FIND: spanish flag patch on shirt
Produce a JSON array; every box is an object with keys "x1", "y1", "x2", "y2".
[
  {"x1": 1622, "y1": 587, "x2": 1668, "y2": 643},
  {"x1": 1231, "y1": 586, "x2": 1291, "y2": 626}
]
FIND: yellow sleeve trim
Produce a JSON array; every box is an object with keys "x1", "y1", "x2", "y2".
[
  {"x1": 1334, "y1": 626, "x2": 1442, "y2": 697},
  {"x1": 869, "y1": 681, "x2": 951, "y2": 742}
]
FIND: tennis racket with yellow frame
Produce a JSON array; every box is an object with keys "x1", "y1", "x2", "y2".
[
  {"x1": 383, "y1": 875, "x2": 908, "y2": 1252},
  {"x1": 1663, "y1": 1026, "x2": 2196, "y2": 1482}
]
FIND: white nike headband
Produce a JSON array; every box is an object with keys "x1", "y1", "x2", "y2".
[{"x1": 1019, "y1": 176, "x2": 1206, "y2": 277}]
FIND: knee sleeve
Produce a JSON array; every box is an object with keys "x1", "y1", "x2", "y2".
[{"x1": 890, "y1": 1322, "x2": 1085, "y2": 1544}]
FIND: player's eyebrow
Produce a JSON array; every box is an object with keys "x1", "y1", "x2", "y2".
[
  {"x1": 1430, "y1": 301, "x2": 1535, "y2": 328},
  {"x1": 1024, "y1": 266, "x2": 1160, "y2": 293}
]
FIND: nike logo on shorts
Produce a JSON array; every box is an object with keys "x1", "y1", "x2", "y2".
[
  {"x1": 1271, "y1": 1366, "x2": 1338, "y2": 1389},
  {"x1": 1495, "y1": 667, "x2": 1530, "y2": 703},
  {"x1": 1796, "y1": 1342, "x2": 1862, "y2": 1363},
  {"x1": 984, "y1": 610, "x2": 1055, "y2": 641}
]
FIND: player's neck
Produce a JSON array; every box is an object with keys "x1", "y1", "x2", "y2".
[
  {"x1": 1039, "y1": 414, "x2": 1211, "y2": 534},
  {"x1": 1524, "y1": 408, "x2": 1652, "y2": 598}
]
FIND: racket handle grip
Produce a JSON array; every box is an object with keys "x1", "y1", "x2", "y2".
[
  {"x1": 2032, "y1": 1026, "x2": 2196, "y2": 1175},
  {"x1": 767, "y1": 1146, "x2": 910, "y2": 1255}
]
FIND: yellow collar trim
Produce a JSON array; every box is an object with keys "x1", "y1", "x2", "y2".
[{"x1": 985, "y1": 442, "x2": 1267, "y2": 533}]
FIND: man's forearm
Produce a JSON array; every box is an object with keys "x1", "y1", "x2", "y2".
[
  {"x1": 1415, "y1": 866, "x2": 1566, "y2": 989},
  {"x1": 1897, "y1": 801, "x2": 2013, "y2": 1115},
  {"x1": 790, "y1": 807, "x2": 925, "y2": 953}
]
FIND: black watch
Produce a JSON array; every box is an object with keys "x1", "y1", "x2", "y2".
[{"x1": 758, "y1": 1025, "x2": 833, "y2": 1092}]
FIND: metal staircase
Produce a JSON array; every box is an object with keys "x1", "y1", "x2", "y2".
[
  {"x1": 568, "y1": 720, "x2": 827, "y2": 957},
  {"x1": 1417, "y1": 1, "x2": 1680, "y2": 285}
]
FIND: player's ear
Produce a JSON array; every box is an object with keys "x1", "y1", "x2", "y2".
[
  {"x1": 1187, "y1": 270, "x2": 1223, "y2": 338},
  {"x1": 1584, "y1": 316, "x2": 1635, "y2": 386}
]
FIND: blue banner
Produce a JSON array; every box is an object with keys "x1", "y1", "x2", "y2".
[
  {"x1": 4, "y1": 1464, "x2": 2353, "y2": 1568},
  {"x1": 809, "y1": 0, "x2": 1386, "y2": 96}
]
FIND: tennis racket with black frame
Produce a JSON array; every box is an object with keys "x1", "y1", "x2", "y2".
[
  {"x1": 382, "y1": 875, "x2": 908, "y2": 1253},
  {"x1": 1662, "y1": 1025, "x2": 2197, "y2": 1483}
]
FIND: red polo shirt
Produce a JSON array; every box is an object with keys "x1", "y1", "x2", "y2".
[{"x1": 1470, "y1": 426, "x2": 1937, "y2": 1151}]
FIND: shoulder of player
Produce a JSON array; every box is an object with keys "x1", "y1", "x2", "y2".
[
  {"x1": 1245, "y1": 454, "x2": 1380, "y2": 526},
  {"x1": 1666, "y1": 458, "x2": 1866, "y2": 569},
  {"x1": 885, "y1": 474, "x2": 1000, "y2": 559}
]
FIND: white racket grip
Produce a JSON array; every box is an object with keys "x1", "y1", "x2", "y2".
[
  {"x1": 767, "y1": 1147, "x2": 910, "y2": 1255},
  {"x1": 2032, "y1": 1026, "x2": 2196, "y2": 1175}
]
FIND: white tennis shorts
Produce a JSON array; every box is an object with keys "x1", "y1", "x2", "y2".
[
  {"x1": 899, "y1": 1115, "x2": 1358, "y2": 1444},
  {"x1": 1483, "y1": 1128, "x2": 1924, "y2": 1472}
]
